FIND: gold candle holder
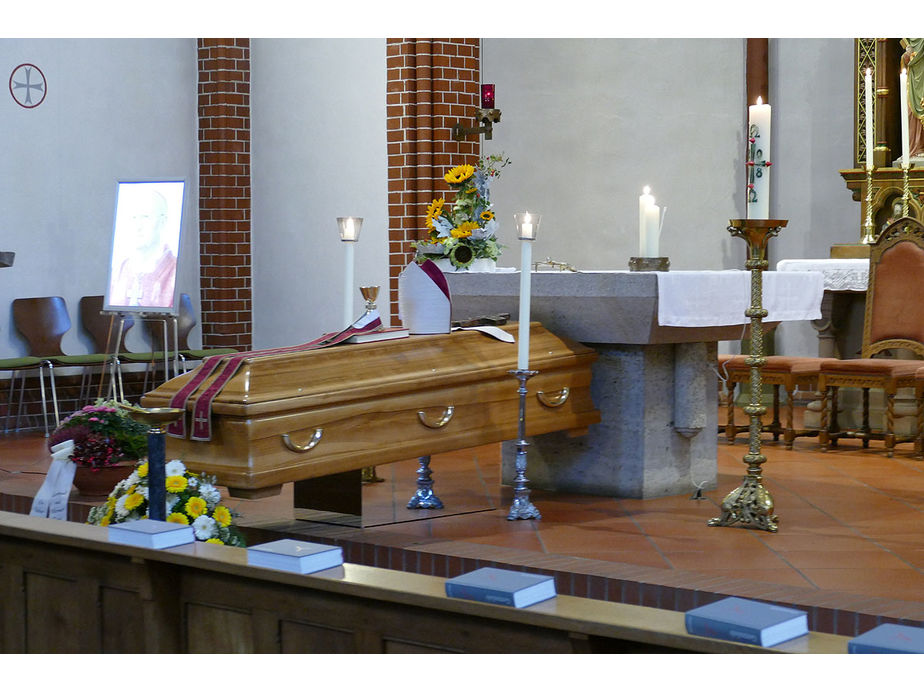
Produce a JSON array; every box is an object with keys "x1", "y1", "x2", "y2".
[
  {"x1": 862, "y1": 168, "x2": 876, "y2": 244},
  {"x1": 708, "y1": 218, "x2": 787, "y2": 533},
  {"x1": 903, "y1": 166, "x2": 911, "y2": 217}
]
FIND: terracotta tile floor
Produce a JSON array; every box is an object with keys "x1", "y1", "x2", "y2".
[{"x1": 2, "y1": 407, "x2": 923, "y2": 636}]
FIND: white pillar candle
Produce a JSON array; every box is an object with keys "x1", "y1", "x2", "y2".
[
  {"x1": 517, "y1": 238, "x2": 533, "y2": 369},
  {"x1": 343, "y1": 241, "x2": 354, "y2": 327},
  {"x1": 638, "y1": 186, "x2": 654, "y2": 255},
  {"x1": 746, "y1": 97, "x2": 772, "y2": 219},
  {"x1": 865, "y1": 68, "x2": 874, "y2": 171},
  {"x1": 900, "y1": 68, "x2": 910, "y2": 169},
  {"x1": 644, "y1": 204, "x2": 660, "y2": 257}
]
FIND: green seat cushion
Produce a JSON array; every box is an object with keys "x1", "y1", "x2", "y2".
[{"x1": 0, "y1": 356, "x2": 45, "y2": 369}]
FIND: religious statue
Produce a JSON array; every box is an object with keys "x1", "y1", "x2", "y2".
[
  {"x1": 902, "y1": 38, "x2": 924, "y2": 160},
  {"x1": 881, "y1": 199, "x2": 904, "y2": 231}
]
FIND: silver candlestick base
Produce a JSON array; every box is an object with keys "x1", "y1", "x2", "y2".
[
  {"x1": 507, "y1": 368, "x2": 541, "y2": 521},
  {"x1": 407, "y1": 455, "x2": 444, "y2": 509}
]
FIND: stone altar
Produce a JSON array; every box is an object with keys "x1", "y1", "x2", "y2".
[{"x1": 445, "y1": 270, "x2": 824, "y2": 499}]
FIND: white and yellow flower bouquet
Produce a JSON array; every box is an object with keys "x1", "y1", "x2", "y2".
[
  {"x1": 412, "y1": 153, "x2": 510, "y2": 269},
  {"x1": 87, "y1": 458, "x2": 247, "y2": 546}
]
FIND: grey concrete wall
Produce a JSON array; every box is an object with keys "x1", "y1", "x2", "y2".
[
  {"x1": 250, "y1": 39, "x2": 388, "y2": 349},
  {"x1": 0, "y1": 39, "x2": 198, "y2": 356}
]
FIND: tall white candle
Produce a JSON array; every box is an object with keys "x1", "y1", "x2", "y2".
[
  {"x1": 343, "y1": 241, "x2": 354, "y2": 327},
  {"x1": 747, "y1": 97, "x2": 772, "y2": 219},
  {"x1": 644, "y1": 204, "x2": 660, "y2": 256},
  {"x1": 517, "y1": 238, "x2": 533, "y2": 369},
  {"x1": 638, "y1": 186, "x2": 654, "y2": 255},
  {"x1": 900, "y1": 68, "x2": 910, "y2": 169},
  {"x1": 865, "y1": 68, "x2": 874, "y2": 171}
]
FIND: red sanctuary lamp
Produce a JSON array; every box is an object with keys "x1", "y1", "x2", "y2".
[
  {"x1": 451, "y1": 84, "x2": 501, "y2": 141},
  {"x1": 481, "y1": 83, "x2": 495, "y2": 109}
]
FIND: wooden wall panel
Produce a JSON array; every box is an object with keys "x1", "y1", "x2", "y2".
[
  {"x1": 100, "y1": 586, "x2": 146, "y2": 653},
  {"x1": 186, "y1": 602, "x2": 254, "y2": 653},
  {"x1": 24, "y1": 572, "x2": 81, "y2": 653},
  {"x1": 0, "y1": 512, "x2": 852, "y2": 655}
]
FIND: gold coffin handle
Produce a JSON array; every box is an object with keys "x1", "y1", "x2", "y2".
[
  {"x1": 537, "y1": 387, "x2": 570, "y2": 408},
  {"x1": 418, "y1": 405, "x2": 455, "y2": 429},
  {"x1": 281, "y1": 428, "x2": 323, "y2": 453}
]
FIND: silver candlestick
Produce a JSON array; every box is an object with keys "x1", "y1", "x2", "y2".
[{"x1": 507, "y1": 368, "x2": 541, "y2": 521}]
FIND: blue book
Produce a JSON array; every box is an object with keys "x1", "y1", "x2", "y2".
[
  {"x1": 108, "y1": 519, "x2": 195, "y2": 549},
  {"x1": 445, "y1": 567, "x2": 556, "y2": 608},
  {"x1": 848, "y1": 624, "x2": 924, "y2": 654},
  {"x1": 247, "y1": 539, "x2": 343, "y2": 574},
  {"x1": 685, "y1": 597, "x2": 808, "y2": 647}
]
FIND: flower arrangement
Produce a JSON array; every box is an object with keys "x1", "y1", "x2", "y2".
[
  {"x1": 48, "y1": 399, "x2": 148, "y2": 468},
  {"x1": 86, "y1": 458, "x2": 247, "y2": 546},
  {"x1": 412, "y1": 153, "x2": 511, "y2": 269}
]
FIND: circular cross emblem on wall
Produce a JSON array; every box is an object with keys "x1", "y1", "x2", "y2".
[{"x1": 9, "y1": 63, "x2": 47, "y2": 108}]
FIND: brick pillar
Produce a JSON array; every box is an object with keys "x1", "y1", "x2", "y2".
[
  {"x1": 385, "y1": 38, "x2": 481, "y2": 323},
  {"x1": 197, "y1": 39, "x2": 253, "y2": 351}
]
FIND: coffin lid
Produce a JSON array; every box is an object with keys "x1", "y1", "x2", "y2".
[{"x1": 143, "y1": 322, "x2": 596, "y2": 417}]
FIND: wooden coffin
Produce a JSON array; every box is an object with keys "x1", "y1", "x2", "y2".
[{"x1": 141, "y1": 322, "x2": 599, "y2": 496}]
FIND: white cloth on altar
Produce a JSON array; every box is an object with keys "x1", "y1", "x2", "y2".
[
  {"x1": 656, "y1": 270, "x2": 824, "y2": 327},
  {"x1": 775, "y1": 258, "x2": 869, "y2": 292}
]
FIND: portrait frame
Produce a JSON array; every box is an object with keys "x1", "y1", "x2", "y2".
[{"x1": 104, "y1": 179, "x2": 186, "y2": 314}]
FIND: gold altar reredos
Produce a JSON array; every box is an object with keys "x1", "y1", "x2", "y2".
[
  {"x1": 142, "y1": 323, "x2": 600, "y2": 497},
  {"x1": 838, "y1": 39, "x2": 924, "y2": 256}
]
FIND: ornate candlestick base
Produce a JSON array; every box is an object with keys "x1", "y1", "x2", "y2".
[
  {"x1": 507, "y1": 369, "x2": 541, "y2": 521},
  {"x1": 118, "y1": 404, "x2": 185, "y2": 522},
  {"x1": 407, "y1": 455, "x2": 444, "y2": 509},
  {"x1": 708, "y1": 218, "x2": 786, "y2": 533},
  {"x1": 861, "y1": 167, "x2": 876, "y2": 244}
]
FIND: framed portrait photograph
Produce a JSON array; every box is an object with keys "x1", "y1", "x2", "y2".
[{"x1": 104, "y1": 179, "x2": 185, "y2": 313}]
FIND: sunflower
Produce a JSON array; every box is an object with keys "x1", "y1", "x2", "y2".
[
  {"x1": 480, "y1": 210, "x2": 495, "y2": 221},
  {"x1": 206, "y1": 537, "x2": 225, "y2": 544},
  {"x1": 451, "y1": 221, "x2": 479, "y2": 238},
  {"x1": 449, "y1": 242, "x2": 475, "y2": 269},
  {"x1": 425, "y1": 198, "x2": 445, "y2": 228},
  {"x1": 444, "y1": 164, "x2": 475, "y2": 185},
  {"x1": 166, "y1": 512, "x2": 190, "y2": 524}
]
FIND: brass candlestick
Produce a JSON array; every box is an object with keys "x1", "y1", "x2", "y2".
[
  {"x1": 862, "y1": 168, "x2": 876, "y2": 244},
  {"x1": 903, "y1": 165, "x2": 911, "y2": 217},
  {"x1": 709, "y1": 218, "x2": 787, "y2": 533}
]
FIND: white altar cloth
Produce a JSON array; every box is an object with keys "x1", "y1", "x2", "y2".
[
  {"x1": 656, "y1": 270, "x2": 825, "y2": 327},
  {"x1": 775, "y1": 258, "x2": 869, "y2": 292}
]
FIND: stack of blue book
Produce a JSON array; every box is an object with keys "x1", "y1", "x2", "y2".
[{"x1": 685, "y1": 596, "x2": 808, "y2": 647}]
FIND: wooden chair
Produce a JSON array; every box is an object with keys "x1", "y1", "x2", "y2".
[
  {"x1": 718, "y1": 354, "x2": 823, "y2": 449},
  {"x1": 78, "y1": 295, "x2": 134, "y2": 401},
  {"x1": 0, "y1": 350, "x2": 54, "y2": 435},
  {"x1": 817, "y1": 217, "x2": 924, "y2": 457},
  {"x1": 11, "y1": 296, "x2": 116, "y2": 425}
]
